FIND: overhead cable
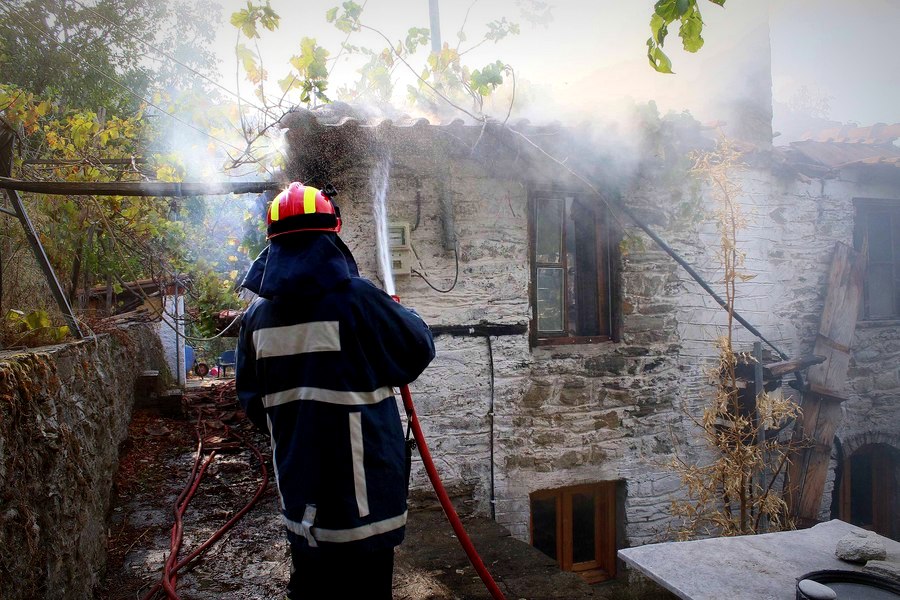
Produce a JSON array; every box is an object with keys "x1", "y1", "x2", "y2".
[
  {"x1": 0, "y1": 4, "x2": 248, "y2": 155},
  {"x1": 66, "y1": 0, "x2": 281, "y2": 123}
]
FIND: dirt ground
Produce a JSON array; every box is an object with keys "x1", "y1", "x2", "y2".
[{"x1": 97, "y1": 380, "x2": 675, "y2": 600}]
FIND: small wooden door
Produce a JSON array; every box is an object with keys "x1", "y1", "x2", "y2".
[{"x1": 839, "y1": 443, "x2": 899, "y2": 541}]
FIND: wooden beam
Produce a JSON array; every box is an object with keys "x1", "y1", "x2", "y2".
[
  {"x1": 806, "y1": 242, "x2": 866, "y2": 397},
  {"x1": 22, "y1": 158, "x2": 147, "y2": 166},
  {"x1": 765, "y1": 354, "x2": 826, "y2": 377},
  {"x1": 0, "y1": 176, "x2": 280, "y2": 197},
  {"x1": 796, "y1": 395, "x2": 844, "y2": 519},
  {"x1": 787, "y1": 242, "x2": 866, "y2": 522}
]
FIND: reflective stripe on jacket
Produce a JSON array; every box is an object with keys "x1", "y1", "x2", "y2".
[{"x1": 236, "y1": 233, "x2": 435, "y2": 552}]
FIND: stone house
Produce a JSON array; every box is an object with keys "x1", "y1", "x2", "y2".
[{"x1": 276, "y1": 106, "x2": 900, "y2": 583}]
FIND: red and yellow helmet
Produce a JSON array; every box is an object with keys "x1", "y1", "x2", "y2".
[{"x1": 266, "y1": 182, "x2": 342, "y2": 239}]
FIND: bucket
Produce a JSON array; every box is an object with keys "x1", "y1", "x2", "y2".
[{"x1": 797, "y1": 570, "x2": 900, "y2": 599}]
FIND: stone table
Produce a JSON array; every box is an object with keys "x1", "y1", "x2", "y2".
[{"x1": 618, "y1": 520, "x2": 900, "y2": 600}]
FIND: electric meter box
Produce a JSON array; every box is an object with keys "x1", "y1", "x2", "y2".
[{"x1": 388, "y1": 222, "x2": 411, "y2": 276}]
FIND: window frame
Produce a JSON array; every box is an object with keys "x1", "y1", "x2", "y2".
[
  {"x1": 529, "y1": 481, "x2": 618, "y2": 584},
  {"x1": 529, "y1": 189, "x2": 615, "y2": 346},
  {"x1": 853, "y1": 198, "x2": 900, "y2": 321}
]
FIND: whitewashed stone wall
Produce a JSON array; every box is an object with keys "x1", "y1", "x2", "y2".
[
  {"x1": 157, "y1": 293, "x2": 185, "y2": 386},
  {"x1": 662, "y1": 165, "x2": 900, "y2": 526},
  {"x1": 290, "y1": 125, "x2": 900, "y2": 548}
]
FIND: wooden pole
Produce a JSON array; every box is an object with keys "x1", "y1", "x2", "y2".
[
  {"x1": 428, "y1": 0, "x2": 442, "y2": 54},
  {"x1": 786, "y1": 242, "x2": 865, "y2": 524},
  {"x1": 2, "y1": 188, "x2": 84, "y2": 339},
  {"x1": 0, "y1": 176, "x2": 280, "y2": 197}
]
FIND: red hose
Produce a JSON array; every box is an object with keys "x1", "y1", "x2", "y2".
[
  {"x1": 142, "y1": 391, "x2": 270, "y2": 600},
  {"x1": 172, "y1": 434, "x2": 269, "y2": 571},
  {"x1": 390, "y1": 294, "x2": 504, "y2": 599},
  {"x1": 165, "y1": 451, "x2": 216, "y2": 598},
  {"x1": 399, "y1": 384, "x2": 506, "y2": 600},
  {"x1": 143, "y1": 442, "x2": 269, "y2": 600}
]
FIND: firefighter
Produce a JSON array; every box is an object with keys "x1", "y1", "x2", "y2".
[{"x1": 235, "y1": 182, "x2": 435, "y2": 599}]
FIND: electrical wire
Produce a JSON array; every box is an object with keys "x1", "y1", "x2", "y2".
[
  {"x1": 88, "y1": 197, "x2": 245, "y2": 343},
  {"x1": 0, "y1": 4, "x2": 248, "y2": 156},
  {"x1": 411, "y1": 245, "x2": 459, "y2": 293}
]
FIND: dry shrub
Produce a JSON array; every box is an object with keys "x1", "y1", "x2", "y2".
[{"x1": 668, "y1": 138, "x2": 802, "y2": 539}]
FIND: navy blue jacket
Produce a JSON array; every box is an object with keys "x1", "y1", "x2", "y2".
[{"x1": 236, "y1": 232, "x2": 435, "y2": 553}]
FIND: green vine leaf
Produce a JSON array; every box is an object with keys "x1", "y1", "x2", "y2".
[
  {"x1": 485, "y1": 17, "x2": 520, "y2": 42},
  {"x1": 469, "y1": 61, "x2": 507, "y2": 97},
  {"x1": 647, "y1": 38, "x2": 674, "y2": 74},
  {"x1": 679, "y1": 6, "x2": 705, "y2": 52},
  {"x1": 654, "y1": 0, "x2": 680, "y2": 22},
  {"x1": 230, "y1": 2, "x2": 279, "y2": 39},
  {"x1": 277, "y1": 74, "x2": 299, "y2": 93},
  {"x1": 328, "y1": 1, "x2": 363, "y2": 33},
  {"x1": 405, "y1": 27, "x2": 430, "y2": 54},
  {"x1": 650, "y1": 13, "x2": 668, "y2": 45},
  {"x1": 288, "y1": 37, "x2": 330, "y2": 104},
  {"x1": 647, "y1": 0, "x2": 724, "y2": 72}
]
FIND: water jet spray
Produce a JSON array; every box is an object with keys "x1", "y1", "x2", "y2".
[{"x1": 371, "y1": 154, "x2": 506, "y2": 600}]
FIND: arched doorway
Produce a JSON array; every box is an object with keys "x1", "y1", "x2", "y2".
[{"x1": 837, "y1": 443, "x2": 899, "y2": 541}]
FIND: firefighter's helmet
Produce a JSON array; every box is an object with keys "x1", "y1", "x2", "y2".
[{"x1": 266, "y1": 182, "x2": 341, "y2": 239}]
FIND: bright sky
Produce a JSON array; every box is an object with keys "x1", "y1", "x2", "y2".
[{"x1": 210, "y1": 0, "x2": 900, "y2": 138}]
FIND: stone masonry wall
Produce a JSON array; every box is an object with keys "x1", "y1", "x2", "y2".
[
  {"x1": 822, "y1": 170, "x2": 900, "y2": 521},
  {"x1": 0, "y1": 324, "x2": 166, "y2": 599},
  {"x1": 313, "y1": 137, "x2": 695, "y2": 544},
  {"x1": 619, "y1": 164, "x2": 900, "y2": 543},
  {"x1": 290, "y1": 122, "x2": 900, "y2": 549}
]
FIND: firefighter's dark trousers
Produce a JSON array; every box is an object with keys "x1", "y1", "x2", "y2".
[{"x1": 287, "y1": 543, "x2": 394, "y2": 599}]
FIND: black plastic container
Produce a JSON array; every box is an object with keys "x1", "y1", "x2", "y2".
[{"x1": 797, "y1": 570, "x2": 900, "y2": 600}]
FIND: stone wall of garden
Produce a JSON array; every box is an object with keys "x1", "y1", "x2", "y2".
[{"x1": 0, "y1": 324, "x2": 166, "y2": 599}]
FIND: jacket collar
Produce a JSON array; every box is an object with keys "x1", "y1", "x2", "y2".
[{"x1": 241, "y1": 233, "x2": 359, "y2": 299}]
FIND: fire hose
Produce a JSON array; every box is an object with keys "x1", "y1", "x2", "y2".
[
  {"x1": 142, "y1": 383, "x2": 270, "y2": 600},
  {"x1": 145, "y1": 312, "x2": 504, "y2": 598},
  {"x1": 393, "y1": 295, "x2": 506, "y2": 600}
]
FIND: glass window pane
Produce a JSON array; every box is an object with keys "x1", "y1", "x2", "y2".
[
  {"x1": 531, "y1": 496, "x2": 557, "y2": 561},
  {"x1": 573, "y1": 199, "x2": 600, "y2": 336},
  {"x1": 572, "y1": 492, "x2": 596, "y2": 564},
  {"x1": 868, "y1": 265, "x2": 893, "y2": 318},
  {"x1": 867, "y1": 213, "x2": 893, "y2": 262},
  {"x1": 536, "y1": 198, "x2": 563, "y2": 264},
  {"x1": 537, "y1": 267, "x2": 564, "y2": 332}
]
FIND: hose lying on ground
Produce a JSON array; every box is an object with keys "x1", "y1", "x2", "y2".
[{"x1": 142, "y1": 381, "x2": 269, "y2": 600}]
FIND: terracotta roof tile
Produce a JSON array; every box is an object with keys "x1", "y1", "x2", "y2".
[{"x1": 799, "y1": 122, "x2": 900, "y2": 144}]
